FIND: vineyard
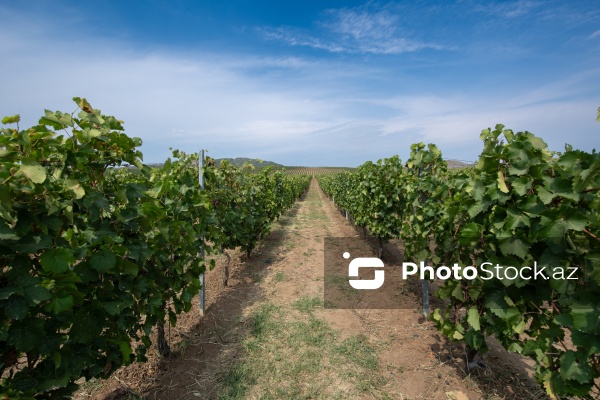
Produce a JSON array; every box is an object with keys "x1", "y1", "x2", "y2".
[
  {"x1": 0, "y1": 99, "x2": 599, "y2": 399},
  {"x1": 0, "y1": 99, "x2": 309, "y2": 399},
  {"x1": 318, "y1": 129, "x2": 600, "y2": 399},
  {"x1": 283, "y1": 167, "x2": 356, "y2": 176}
]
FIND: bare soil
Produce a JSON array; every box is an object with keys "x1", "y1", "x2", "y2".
[{"x1": 74, "y1": 179, "x2": 547, "y2": 400}]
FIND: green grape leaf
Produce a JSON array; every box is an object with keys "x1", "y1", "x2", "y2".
[
  {"x1": 19, "y1": 162, "x2": 47, "y2": 184},
  {"x1": 40, "y1": 248, "x2": 75, "y2": 273},
  {"x1": 452, "y1": 330, "x2": 464, "y2": 340},
  {"x1": 571, "y1": 307, "x2": 600, "y2": 333},
  {"x1": 52, "y1": 351, "x2": 62, "y2": 369},
  {"x1": 497, "y1": 171, "x2": 509, "y2": 193},
  {"x1": 119, "y1": 260, "x2": 139, "y2": 276},
  {"x1": 467, "y1": 203, "x2": 483, "y2": 218},
  {"x1": 0, "y1": 149, "x2": 16, "y2": 158},
  {"x1": 8, "y1": 319, "x2": 44, "y2": 351},
  {"x1": 3, "y1": 296, "x2": 28, "y2": 320},
  {"x1": 90, "y1": 251, "x2": 117, "y2": 273},
  {"x1": 46, "y1": 295, "x2": 74, "y2": 314},
  {"x1": 459, "y1": 222, "x2": 483, "y2": 245},
  {"x1": 571, "y1": 331, "x2": 600, "y2": 356},
  {"x1": 0, "y1": 286, "x2": 22, "y2": 300},
  {"x1": 499, "y1": 237, "x2": 529, "y2": 258},
  {"x1": 537, "y1": 186, "x2": 555, "y2": 205},
  {"x1": 70, "y1": 311, "x2": 101, "y2": 344},
  {"x1": 511, "y1": 176, "x2": 532, "y2": 196},
  {"x1": 24, "y1": 285, "x2": 52, "y2": 304},
  {"x1": 65, "y1": 179, "x2": 85, "y2": 199},
  {"x1": 467, "y1": 307, "x2": 481, "y2": 331},
  {"x1": 560, "y1": 351, "x2": 593, "y2": 384},
  {"x1": 2, "y1": 114, "x2": 20, "y2": 124},
  {"x1": 119, "y1": 340, "x2": 133, "y2": 362},
  {"x1": 0, "y1": 223, "x2": 19, "y2": 240},
  {"x1": 539, "y1": 212, "x2": 587, "y2": 238}
]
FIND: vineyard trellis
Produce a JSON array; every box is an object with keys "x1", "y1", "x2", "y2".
[
  {"x1": 318, "y1": 126, "x2": 600, "y2": 399},
  {"x1": 1, "y1": 97, "x2": 598, "y2": 398},
  {"x1": 0, "y1": 99, "x2": 310, "y2": 399}
]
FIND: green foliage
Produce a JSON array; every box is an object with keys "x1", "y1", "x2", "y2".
[
  {"x1": 0, "y1": 99, "x2": 309, "y2": 399},
  {"x1": 318, "y1": 156, "x2": 406, "y2": 244},
  {"x1": 401, "y1": 143, "x2": 446, "y2": 264},
  {"x1": 318, "y1": 124, "x2": 600, "y2": 399},
  {"x1": 1, "y1": 98, "x2": 151, "y2": 399},
  {"x1": 204, "y1": 158, "x2": 309, "y2": 257},
  {"x1": 431, "y1": 126, "x2": 600, "y2": 399}
]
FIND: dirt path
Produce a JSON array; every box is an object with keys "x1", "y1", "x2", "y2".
[{"x1": 77, "y1": 179, "x2": 546, "y2": 400}]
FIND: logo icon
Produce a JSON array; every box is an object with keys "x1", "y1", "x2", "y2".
[{"x1": 345, "y1": 252, "x2": 385, "y2": 290}]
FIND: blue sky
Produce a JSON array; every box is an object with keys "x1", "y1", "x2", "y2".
[{"x1": 1, "y1": 1, "x2": 599, "y2": 166}]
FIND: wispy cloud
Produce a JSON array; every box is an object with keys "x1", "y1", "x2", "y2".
[
  {"x1": 590, "y1": 29, "x2": 600, "y2": 39},
  {"x1": 475, "y1": 0, "x2": 542, "y2": 19},
  {"x1": 258, "y1": 27, "x2": 347, "y2": 53},
  {"x1": 500, "y1": 1, "x2": 541, "y2": 18},
  {"x1": 259, "y1": 4, "x2": 446, "y2": 55},
  {"x1": 474, "y1": 0, "x2": 600, "y2": 34}
]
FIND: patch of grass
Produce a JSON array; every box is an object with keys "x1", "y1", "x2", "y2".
[
  {"x1": 216, "y1": 302, "x2": 390, "y2": 399},
  {"x1": 333, "y1": 334, "x2": 387, "y2": 394},
  {"x1": 288, "y1": 317, "x2": 334, "y2": 347},
  {"x1": 251, "y1": 303, "x2": 281, "y2": 339},
  {"x1": 273, "y1": 271, "x2": 286, "y2": 283},
  {"x1": 335, "y1": 334, "x2": 379, "y2": 371},
  {"x1": 308, "y1": 212, "x2": 327, "y2": 221},
  {"x1": 216, "y1": 362, "x2": 256, "y2": 400},
  {"x1": 324, "y1": 274, "x2": 351, "y2": 289},
  {"x1": 292, "y1": 295, "x2": 322, "y2": 313}
]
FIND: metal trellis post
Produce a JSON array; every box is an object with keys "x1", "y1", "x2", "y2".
[
  {"x1": 419, "y1": 167, "x2": 430, "y2": 317},
  {"x1": 199, "y1": 150, "x2": 205, "y2": 317}
]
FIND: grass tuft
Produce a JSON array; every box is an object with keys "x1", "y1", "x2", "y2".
[{"x1": 292, "y1": 295, "x2": 322, "y2": 313}]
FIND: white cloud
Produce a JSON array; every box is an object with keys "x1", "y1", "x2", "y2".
[
  {"x1": 258, "y1": 27, "x2": 347, "y2": 53},
  {"x1": 259, "y1": 4, "x2": 446, "y2": 55},
  {"x1": 475, "y1": 0, "x2": 542, "y2": 19},
  {"x1": 502, "y1": 1, "x2": 541, "y2": 18}
]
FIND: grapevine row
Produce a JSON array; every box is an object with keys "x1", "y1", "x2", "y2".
[
  {"x1": 0, "y1": 98, "x2": 310, "y2": 399},
  {"x1": 283, "y1": 166, "x2": 356, "y2": 176},
  {"x1": 318, "y1": 127, "x2": 600, "y2": 399}
]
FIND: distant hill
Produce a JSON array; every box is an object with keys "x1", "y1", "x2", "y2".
[
  {"x1": 137, "y1": 158, "x2": 283, "y2": 170},
  {"x1": 132, "y1": 158, "x2": 472, "y2": 171},
  {"x1": 214, "y1": 157, "x2": 283, "y2": 168},
  {"x1": 145, "y1": 163, "x2": 165, "y2": 169},
  {"x1": 445, "y1": 159, "x2": 473, "y2": 169}
]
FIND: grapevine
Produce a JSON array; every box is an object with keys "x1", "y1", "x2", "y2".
[
  {"x1": 0, "y1": 99, "x2": 309, "y2": 399},
  {"x1": 318, "y1": 125, "x2": 600, "y2": 398}
]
